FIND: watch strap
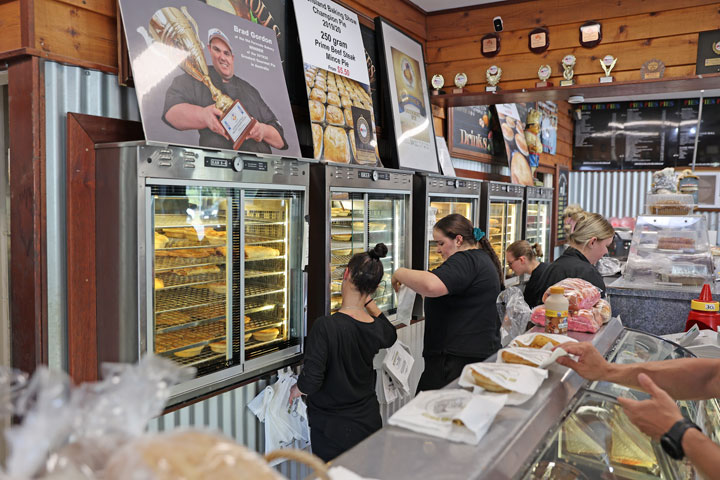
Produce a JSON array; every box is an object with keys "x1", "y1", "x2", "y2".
[{"x1": 662, "y1": 418, "x2": 701, "y2": 459}]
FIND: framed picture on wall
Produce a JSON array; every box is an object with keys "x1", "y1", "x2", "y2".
[
  {"x1": 447, "y1": 106, "x2": 494, "y2": 161},
  {"x1": 375, "y1": 17, "x2": 439, "y2": 173}
]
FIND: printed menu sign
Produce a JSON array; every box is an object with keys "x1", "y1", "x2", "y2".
[
  {"x1": 295, "y1": 0, "x2": 380, "y2": 166},
  {"x1": 294, "y1": 0, "x2": 368, "y2": 83}
]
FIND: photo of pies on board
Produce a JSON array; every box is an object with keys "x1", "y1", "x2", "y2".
[
  {"x1": 501, "y1": 123, "x2": 514, "y2": 142},
  {"x1": 515, "y1": 133, "x2": 529, "y2": 156},
  {"x1": 312, "y1": 123, "x2": 323, "y2": 159},
  {"x1": 324, "y1": 126, "x2": 350, "y2": 164},
  {"x1": 309, "y1": 100, "x2": 325, "y2": 123},
  {"x1": 511, "y1": 152, "x2": 533, "y2": 186}
]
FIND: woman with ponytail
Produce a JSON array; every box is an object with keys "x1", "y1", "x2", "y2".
[
  {"x1": 506, "y1": 240, "x2": 548, "y2": 308},
  {"x1": 289, "y1": 243, "x2": 397, "y2": 462},
  {"x1": 391, "y1": 214, "x2": 503, "y2": 391}
]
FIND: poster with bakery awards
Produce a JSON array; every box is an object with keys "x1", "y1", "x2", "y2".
[
  {"x1": 495, "y1": 104, "x2": 533, "y2": 186},
  {"x1": 119, "y1": 0, "x2": 300, "y2": 156},
  {"x1": 376, "y1": 17, "x2": 439, "y2": 173},
  {"x1": 293, "y1": 0, "x2": 380, "y2": 166}
]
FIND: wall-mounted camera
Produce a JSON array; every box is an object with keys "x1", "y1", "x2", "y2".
[{"x1": 493, "y1": 16, "x2": 503, "y2": 32}]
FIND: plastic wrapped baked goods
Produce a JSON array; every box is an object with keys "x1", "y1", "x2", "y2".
[
  {"x1": 323, "y1": 126, "x2": 350, "y2": 163},
  {"x1": 312, "y1": 123, "x2": 323, "y2": 159},
  {"x1": 592, "y1": 299, "x2": 611, "y2": 324},
  {"x1": 531, "y1": 306, "x2": 603, "y2": 334},
  {"x1": 656, "y1": 236, "x2": 695, "y2": 250},
  {"x1": 309, "y1": 100, "x2": 325, "y2": 123},
  {"x1": 326, "y1": 105, "x2": 344, "y2": 126},
  {"x1": 309, "y1": 87, "x2": 326, "y2": 104},
  {"x1": 541, "y1": 278, "x2": 601, "y2": 311},
  {"x1": 104, "y1": 431, "x2": 284, "y2": 480}
]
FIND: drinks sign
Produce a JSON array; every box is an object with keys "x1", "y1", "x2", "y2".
[{"x1": 447, "y1": 106, "x2": 494, "y2": 161}]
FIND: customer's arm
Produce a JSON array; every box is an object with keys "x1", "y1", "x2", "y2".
[
  {"x1": 683, "y1": 428, "x2": 720, "y2": 479},
  {"x1": 391, "y1": 268, "x2": 448, "y2": 297},
  {"x1": 556, "y1": 342, "x2": 720, "y2": 400}
]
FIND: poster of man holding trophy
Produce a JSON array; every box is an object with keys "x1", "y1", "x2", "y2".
[{"x1": 121, "y1": 0, "x2": 300, "y2": 156}]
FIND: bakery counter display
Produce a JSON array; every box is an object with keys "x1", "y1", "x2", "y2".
[
  {"x1": 243, "y1": 198, "x2": 292, "y2": 360},
  {"x1": 152, "y1": 210, "x2": 230, "y2": 367},
  {"x1": 613, "y1": 215, "x2": 714, "y2": 290},
  {"x1": 522, "y1": 390, "x2": 691, "y2": 479},
  {"x1": 368, "y1": 198, "x2": 404, "y2": 312},
  {"x1": 427, "y1": 199, "x2": 474, "y2": 271}
]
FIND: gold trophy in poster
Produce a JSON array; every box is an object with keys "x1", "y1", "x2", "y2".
[{"x1": 139, "y1": 6, "x2": 257, "y2": 149}]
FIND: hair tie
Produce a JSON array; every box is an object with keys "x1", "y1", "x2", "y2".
[{"x1": 473, "y1": 228, "x2": 485, "y2": 241}]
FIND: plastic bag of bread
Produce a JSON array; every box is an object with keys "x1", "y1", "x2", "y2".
[
  {"x1": 496, "y1": 287, "x2": 531, "y2": 347},
  {"x1": 541, "y1": 278, "x2": 601, "y2": 311},
  {"x1": 530, "y1": 306, "x2": 603, "y2": 334},
  {"x1": 104, "y1": 430, "x2": 285, "y2": 480},
  {"x1": 3, "y1": 356, "x2": 194, "y2": 479},
  {"x1": 593, "y1": 298, "x2": 612, "y2": 324},
  {"x1": 458, "y1": 362, "x2": 548, "y2": 405}
]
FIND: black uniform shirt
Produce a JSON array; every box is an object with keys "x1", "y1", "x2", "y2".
[
  {"x1": 423, "y1": 249, "x2": 502, "y2": 359},
  {"x1": 523, "y1": 261, "x2": 550, "y2": 308},
  {"x1": 297, "y1": 312, "x2": 397, "y2": 418},
  {"x1": 162, "y1": 68, "x2": 287, "y2": 153},
  {"x1": 537, "y1": 246, "x2": 606, "y2": 297}
]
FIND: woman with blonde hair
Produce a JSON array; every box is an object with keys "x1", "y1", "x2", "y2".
[
  {"x1": 538, "y1": 210, "x2": 615, "y2": 296},
  {"x1": 506, "y1": 240, "x2": 548, "y2": 308}
]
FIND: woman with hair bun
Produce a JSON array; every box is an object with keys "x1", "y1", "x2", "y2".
[
  {"x1": 289, "y1": 243, "x2": 397, "y2": 462},
  {"x1": 391, "y1": 213, "x2": 503, "y2": 392},
  {"x1": 506, "y1": 240, "x2": 548, "y2": 308},
  {"x1": 538, "y1": 210, "x2": 615, "y2": 297}
]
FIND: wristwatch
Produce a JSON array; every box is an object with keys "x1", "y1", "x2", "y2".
[{"x1": 660, "y1": 418, "x2": 701, "y2": 459}]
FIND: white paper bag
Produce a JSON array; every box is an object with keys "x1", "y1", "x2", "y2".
[
  {"x1": 458, "y1": 362, "x2": 548, "y2": 405},
  {"x1": 509, "y1": 332, "x2": 577, "y2": 350},
  {"x1": 383, "y1": 340, "x2": 414, "y2": 395},
  {"x1": 395, "y1": 285, "x2": 416, "y2": 326},
  {"x1": 388, "y1": 389, "x2": 506, "y2": 445}
]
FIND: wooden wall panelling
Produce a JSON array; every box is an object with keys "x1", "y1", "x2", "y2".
[
  {"x1": 0, "y1": 1, "x2": 23, "y2": 54},
  {"x1": 34, "y1": 0, "x2": 117, "y2": 69},
  {"x1": 8, "y1": 56, "x2": 46, "y2": 374},
  {"x1": 427, "y1": 0, "x2": 720, "y2": 41},
  {"x1": 337, "y1": 0, "x2": 426, "y2": 42},
  {"x1": 66, "y1": 113, "x2": 144, "y2": 383},
  {"x1": 426, "y1": 1, "x2": 720, "y2": 92}
]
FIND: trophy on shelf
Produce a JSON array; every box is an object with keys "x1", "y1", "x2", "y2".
[
  {"x1": 560, "y1": 55, "x2": 576, "y2": 86},
  {"x1": 138, "y1": 7, "x2": 257, "y2": 149},
  {"x1": 536, "y1": 64, "x2": 552, "y2": 88},
  {"x1": 453, "y1": 73, "x2": 468, "y2": 94},
  {"x1": 431, "y1": 74, "x2": 445, "y2": 95},
  {"x1": 599, "y1": 55, "x2": 617, "y2": 83},
  {"x1": 486, "y1": 65, "x2": 502, "y2": 92}
]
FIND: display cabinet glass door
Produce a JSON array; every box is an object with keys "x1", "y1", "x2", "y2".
[
  {"x1": 328, "y1": 191, "x2": 407, "y2": 315},
  {"x1": 489, "y1": 202, "x2": 506, "y2": 272},
  {"x1": 150, "y1": 186, "x2": 232, "y2": 378},
  {"x1": 526, "y1": 201, "x2": 551, "y2": 260},
  {"x1": 368, "y1": 194, "x2": 406, "y2": 313},
  {"x1": 329, "y1": 192, "x2": 365, "y2": 313},
  {"x1": 427, "y1": 197, "x2": 474, "y2": 270},
  {"x1": 243, "y1": 190, "x2": 303, "y2": 361}
]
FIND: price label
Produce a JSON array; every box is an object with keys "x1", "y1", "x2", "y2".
[{"x1": 337, "y1": 66, "x2": 351, "y2": 76}]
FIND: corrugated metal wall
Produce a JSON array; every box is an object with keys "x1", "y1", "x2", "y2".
[
  {"x1": 43, "y1": 61, "x2": 141, "y2": 371},
  {"x1": 570, "y1": 170, "x2": 720, "y2": 244}
]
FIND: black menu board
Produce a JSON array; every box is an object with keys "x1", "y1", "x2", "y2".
[
  {"x1": 623, "y1": 100, "x2": 678, "y2": 169},
  {"x1": 695, "y1": 99, "x2": 720, "y2": 166},
  {"x1": 677, "y1": 99, "x2": 700, "y2": 167},
  {"x1": 573, "y1": 103, "x2": 625, "y2": 170}
]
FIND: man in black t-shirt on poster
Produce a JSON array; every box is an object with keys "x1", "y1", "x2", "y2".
[{"x1": 163, "y1": 28, "x2": 287, "y2": 153}]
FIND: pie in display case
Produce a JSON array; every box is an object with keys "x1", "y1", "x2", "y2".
[{"x1": 427, "y1": 199, "x2": 473, "y2": 271}]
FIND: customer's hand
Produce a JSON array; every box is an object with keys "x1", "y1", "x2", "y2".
[
  {"x1": 288, "y1": 384, "x2": 303, "y2": 406},
  {"x1": 554, "y1": 341, "x2": 610, "y2": 381},
  {"x1": 617, "y1": 373, "x2": 683, "y2": 440}
]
